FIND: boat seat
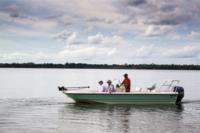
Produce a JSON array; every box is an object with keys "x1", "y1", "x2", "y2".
[
  {"x1": 134, "y1": 87, "x2": 142, "y2": 92},
  {"x1": 147, "y1": 84, "x2": 156, "y2": 92}
]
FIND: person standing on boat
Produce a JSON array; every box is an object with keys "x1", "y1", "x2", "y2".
[
  {"x1": 98, "y1": 80, "x2": 108, "y2": 92},
  {"x1": 107, "y1": 80, "x2": 116, "y2": 93},
  {"x1": 121, "y1": 73, "x2": 131, "y2": 92}
]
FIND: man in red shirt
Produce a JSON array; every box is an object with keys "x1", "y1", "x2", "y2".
[{"x1": 121, "y1": 73, "x2": 131, "y2": 92}]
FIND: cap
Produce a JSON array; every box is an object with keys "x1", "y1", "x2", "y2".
[{"x1": 107, "y1": 80, "x2": 112, "y2": 83}]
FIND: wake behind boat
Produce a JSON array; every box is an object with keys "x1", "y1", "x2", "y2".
[{"x1": 58, "y1": 80, "x2": 184, "y2": 105}]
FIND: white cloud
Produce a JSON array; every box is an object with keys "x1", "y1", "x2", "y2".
[
  {"x1": 187, "y1": 31, "x2": 200, "y2": 39},
  {"x1": 53, "y1": 31, "x2": 128, "y2": 46},
  {"x1": 102, "y1": 35, "x2": 126, "y2": 45},
  {"x1": 53, "y1": 31, "x2": 79, "y2": 45},
  {"x1": 134, "y1": 45, "x2": 156, "y2": 58},
  {"x1": 1, "y1": 53, "x2": 30, "y2": 59},
  {"x1": 163, "y1": 45, "x2": 200, "y2": 58},
  {"x1": 66, "y1": 32, "x2": 78, "y2": 44},
  {"x1": 170, "y1": 33, "x2": 182, "y2": 40},
  {"x1": 143, "y1": 25, "x2": 174, "y2": 37},
  {"x1": 73, "y1": 0, "x2": 126, "y2": 24},
  {"x1": 1, "y1": 43, "x2": 200, "y2": 64},
  {"x1": 88, "y1": 33, "x2": 104, "y2": 44},
  {"x1": 2, "y1": 26, "x2": 48, "y2": 37},
  {"x1": 0, "y1": 52, "x2": 50, "y2": 62},
  {"x1": 87, "y1": 33, "x2": 126, "y2": 45},
  {"x1": 58, "y1": 45, "x2": 115, "y2": 58},
  {"x1": 52, "y1": 30, "x2": 71, "y2": 41}
]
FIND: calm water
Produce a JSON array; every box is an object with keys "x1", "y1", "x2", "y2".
[{"x1": 0, "y1": 68, "x2": 200, "y2": 133}]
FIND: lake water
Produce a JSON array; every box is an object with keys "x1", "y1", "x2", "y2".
[{"x1": 0, "y1": 68, "x2": 200, "y2": 133}]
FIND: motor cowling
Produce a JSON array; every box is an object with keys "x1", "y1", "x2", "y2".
[
  {"x1": 173, "y1": 86, "x2": 184, "y2": 104},
  {"x1": 58, "y1": 86, "x2": 67, "y2": 91}
]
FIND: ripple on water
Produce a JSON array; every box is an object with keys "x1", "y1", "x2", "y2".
[{"x1": 0, "y1": 98, "x2": 200, "y2": 133}]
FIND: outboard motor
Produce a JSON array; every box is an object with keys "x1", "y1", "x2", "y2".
[
  {"x1": 58, "y1": 86, "x2": 67, "y2": 91},
  {"x1": 173, "y1": 86, "x2": 184, "y2": 104}
]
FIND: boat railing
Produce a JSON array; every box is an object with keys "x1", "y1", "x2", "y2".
[{"x1": 159, "y1": 80, "x2": 180, "y2": 91}]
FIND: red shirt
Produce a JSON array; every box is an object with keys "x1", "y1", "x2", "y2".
[{"x1": 122, "y1": 78, "x2": 131, "y2": 91}]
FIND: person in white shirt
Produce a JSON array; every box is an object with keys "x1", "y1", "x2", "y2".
[
  {"x1": 98, "y1": 80, "x2": 108, "y2": 92},
  {"x1": 107, "y1": 80, "x2": 116, "y2": 93}
]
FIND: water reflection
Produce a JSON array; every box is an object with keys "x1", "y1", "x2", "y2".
[
  {"x1": 58, "y1": 103, "x2": 184, "y2": 133},
  {"x1": 115, "y1": 106, "x2": 131, "y2": 133},
  {"x1": 176, "y1": 103, "x2": 184, "y2": 112}
]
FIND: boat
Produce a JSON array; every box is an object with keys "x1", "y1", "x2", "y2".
[{"x1": 58, "y1": 80, "x2": 184, "y2": 105}]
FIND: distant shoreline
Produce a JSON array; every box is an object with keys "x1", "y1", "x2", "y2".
[{"x1": 0, "y1": 63, "x2": 200, "y2": 70}]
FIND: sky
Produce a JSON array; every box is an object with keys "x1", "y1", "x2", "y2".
[{"x1": 1, "y1": 0, "x2": 200, "y2": 64}]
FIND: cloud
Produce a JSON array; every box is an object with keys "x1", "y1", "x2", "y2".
[
  {"x1": 66, "y1": 32, "x2": 78, "y2": 44},
  {"x1": 114, "y1": 44, "x2": 200, "y2": 60},
  {"x1": 87, "y1": 33, "x2": 126, "y2": 45},
  {"x1": 0, "y1": 52, "x2": 51, "y2": 63},
  {"x1": 114, "y1": 0, "x2": 200, "y2": 26},
  {"x1": 163, "y1": 45, "x2": 200, "y2": 58},
  {"x1": 1, "y1": 0, "x2": 200, "y2": 64},
  {"x1": 53, "y1": 30, "x2": 71, "y2": 41},
  {"x1": 58, "y1": 45, "x2": 115, "y2": 58},
  {"x1": 0, "y1": 46, "x2": 116, "y2": 63},
  {"x1": 134, "y1": 45, "x2": 156, "y2": 58},
  {"x1": 187, "y1": 31, "x2": 200, "y2": 39},
  {"x1": 0, "y1": 11, "x2": 58, "y2": 31},
  {"x1": 0, "y1": 0, "x2": 129, "y2": 32},
  {"x1": 2, "y1": 0, "x2": 200, "y2": 38},
  {"x1": 86, "y1": 17, "x2": 108, "y2": 23},
  {"x1": 87, "y1": 33, "x2": 104, "y2": 44},
  {"x1": 52, "y1": 31, "x2": 80, "y2": 45},
  {"x1": 53, "y1": 31, "x2": 128, "y2": 46},
  {"x1": 1, "y1": 43, "x2": 200, "y2": 64},
  {"x1": 143, "y1": 25, "x2": 174, "y2": 37},
  {"x1": 127, "y1": 0, "x2": 147, "y2": 6},
  {"x1": 1, "y1": 26, "x2": 48, "y2": 37},
  {"x1": 1, "y1": 4, "x2": 20, "y2": 18}
]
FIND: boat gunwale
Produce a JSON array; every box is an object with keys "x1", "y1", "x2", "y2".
[{"x1": 63, "y1": 91, "x2": 178, "y2": 95}]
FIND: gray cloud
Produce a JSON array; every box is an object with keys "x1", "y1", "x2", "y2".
[
  {"x1": 125, "y1": 0, "x2": 147, "y2": 6},
  {"x1": 160, "y1": 4, "x2": 176, "y2": 12},
  {"x1": 86, "y1": 17, "x2": 115, "y2": 24},
  {"x1": 114, "y1": 0, "x2": 200, "y2": 26},
  {"x1": 0, "y1": 4, "x2": 20, "y2": 18},
  {"x1": 0, "y1": 1, "x2": 73, "y2": 29},
  {"x1": 86, "y1": 17, "x2": 105, "y2": 22},
  {"x1": 2, "y1": 0, "x2": 200, "y2": 32},
  {"x1": 10, "y1": 12, "x2": 19, "y2": 18},
  {"x1": 53, "y1": 31, "x2": 81, "y2": 45},
  {"x1": 2, "y1": 0, "x2": 200, "y2": 27}
]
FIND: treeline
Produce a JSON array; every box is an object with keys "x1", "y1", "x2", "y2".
[{"x1": 0, "y1": 62, "x2": 200, "y2": 70}]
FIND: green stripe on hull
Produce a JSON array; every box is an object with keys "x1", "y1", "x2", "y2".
[{"x1": 65, "y1": 93, "x2": 178, "y2": 104}]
